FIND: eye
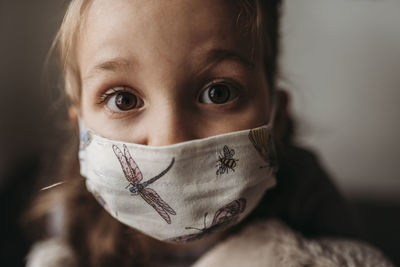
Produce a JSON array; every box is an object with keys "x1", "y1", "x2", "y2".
[
  {"x1": 199, "y1": 83, "x2": 238, "y2": 104},
  {"x1": 100, "y1": 87, "x2": 144, "y2": 112}
]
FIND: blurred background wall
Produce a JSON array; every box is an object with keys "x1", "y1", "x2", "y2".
[
  {"x1": 0, "y1": 0, "x2": 399, "y2": 266},
  {"x1": 280, "y1": 0, "x2": 400, "y2": 201},
  {"x1": 0, "y1": 1, "x2": 66, "y2": 266},
  {"x1": 279, "y1": 1, "x2": 400, "y2": 264}
]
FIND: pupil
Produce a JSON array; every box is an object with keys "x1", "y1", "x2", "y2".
[
  {"x1": 208, "y1": 84, "x2": 230, "y2": 104},
  {"x1": 115, "y1": 92, "x2": 137, "y2": 110}
]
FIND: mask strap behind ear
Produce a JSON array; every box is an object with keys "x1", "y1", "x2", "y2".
[
  {"x1": 78, "y1": 116, "x2": 84, "y2": 131},
  {"x1": 268, "y1": 92, "x2": 280, "y2": 129}
]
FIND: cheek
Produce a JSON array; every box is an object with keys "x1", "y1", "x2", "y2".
[
  {"x1": 242, "y1": 97, "x2": 270, "y2": 126},
  {"x1": 234, "y1": 76, "x2": 271, "y2": 128},
  {"x1": 80, "y1": 89, "x2": 106, "y2": 134},
  {"x1": 80, "y1": 91, "x2": 94, "y2": 125},
  {"x1": 230, "y1": 86, "x2": 271, "y2": 130},
  {"x1": 229, "y1": 96, "x2": 270, "y2": 129},
  {"x1": 195, "y1": 91, "x2": 270, "y2": 137}
]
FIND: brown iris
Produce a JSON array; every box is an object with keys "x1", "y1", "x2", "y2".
[
  {"x1": 208, "y1": 84, "x2": 231, "y2": 104},
  {"x1": 115, "y1": 92, "x2": 138, "y2": 110}
]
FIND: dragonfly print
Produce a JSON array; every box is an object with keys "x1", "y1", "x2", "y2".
[
  {"x1": 167, "y1": 198, "x2": 247, "y2": 243},
  {"x1": 112, "y1": 144, "x2": 176, "y2": 224},
  {"x1": 248, "y1": 127, "x2": 278, "y2": 170}
]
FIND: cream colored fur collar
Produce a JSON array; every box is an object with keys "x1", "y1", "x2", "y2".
[
  {"x1": 27, "y1": 220, "x2": 394, "y2": 267},
  {"x1": 194, "y1": 220, "x2": 394, "y2": 267}
]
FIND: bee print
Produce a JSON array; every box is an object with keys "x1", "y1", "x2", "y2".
[
  {"x1": 216, "y1": 145, "x2": 239, "y2": 176},
  {"x1": 248, "y1": 127, "x2": 278, "y2": 170}
]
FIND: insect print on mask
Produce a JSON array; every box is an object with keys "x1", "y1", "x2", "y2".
[
  {"x1": 112, "y1": 144, "x2": 176, "y2": 224},
  {"x1": 167, "y1": 198, "x2": 246, "y2": 243},
  {"x1": 248, "y1": 127, "x2": 278, "y2": 170},
  {"x1": 216, "y1": 145, "x2": 239, "y2": 176}
]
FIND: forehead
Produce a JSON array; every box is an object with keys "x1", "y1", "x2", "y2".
[{"x1": 78, "y1": 0, "x2": 254, "y2": 78}]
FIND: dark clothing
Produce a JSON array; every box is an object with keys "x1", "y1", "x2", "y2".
[{"x1": 247, "y1": 145, "x2": 358, "y2": 238}]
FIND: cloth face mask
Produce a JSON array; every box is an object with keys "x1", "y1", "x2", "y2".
[{"x1": 79, "y1": 122, "x2": 278, "y2": 243}]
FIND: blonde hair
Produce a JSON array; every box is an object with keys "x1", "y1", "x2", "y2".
[
  {"x1": 53, "y1": 0, "x2": 282, "y2": 108},
  {"x1": 54, "y1": 0, "x2": 92, "y2": 107}
]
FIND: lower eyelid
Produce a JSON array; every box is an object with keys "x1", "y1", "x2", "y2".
[
  {"x1": 103, "y1": 102, "x2": 144, "y2": 119},
  {"x1": 198, "y1": 97, "x2": 243, "y2": 115}
]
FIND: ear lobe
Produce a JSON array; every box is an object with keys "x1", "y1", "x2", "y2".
[{"x1": 68, "y1": 106, "x2": 78, "y2": 122}]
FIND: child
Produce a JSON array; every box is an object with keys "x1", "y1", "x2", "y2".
[{"x1": 27, "y1": 0, "x2": 393, "y2": 266}]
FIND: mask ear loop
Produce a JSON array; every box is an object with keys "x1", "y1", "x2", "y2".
[
  {"x1": 267, "y1": 92, "x2": 281, "y2": 172},
  {"x1": 77, "y1": 116, "x2": 85, "y2": 132},
  {"x1": 267, "y1": 92, "x2": 280, "y2": 129}
]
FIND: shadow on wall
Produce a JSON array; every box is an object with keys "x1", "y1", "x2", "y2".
[
  {"x1": 280, "y1": 0, "x2": 400, "y2": 200},
  {"x1": 279, "y1": 1, "x2": 400, "y2": 264},
  {"x1": 0, "y1": 1, "x2": 67, "y2": 266}
]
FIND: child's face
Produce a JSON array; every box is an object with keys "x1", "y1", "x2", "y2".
[{"x1": 78, "y1": 0, "x2": 271, "y2": 146}]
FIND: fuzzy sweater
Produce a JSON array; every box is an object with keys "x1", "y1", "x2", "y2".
[{"x1": 26, "y1": 219, "x2": 393, "y2": 267}]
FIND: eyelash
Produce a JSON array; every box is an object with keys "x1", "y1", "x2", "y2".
[
  {"x1": 198, "y1": 78, "x2": 241, "y2": 103},
  {"x1": 97, "y1": 86, "x2": 135, "y2": 105},
  {"x1": 96, "y1": 78, "x2": 243, "y2": 112}
]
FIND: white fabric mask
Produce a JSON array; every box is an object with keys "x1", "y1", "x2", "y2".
[{"x1": 79, "y1": 122, "x2": 278, "y2": 243}]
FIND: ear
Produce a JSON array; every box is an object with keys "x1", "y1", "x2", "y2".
[
  {"x1": 273, "y1": 89, "x2": 291, "y2": 143},
  {"x1": 68, "y1": 106, "x2": 78, "y2": 122}
]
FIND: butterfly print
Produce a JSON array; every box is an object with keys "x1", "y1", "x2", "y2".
[
  {"x1": 112, "y1": 144, "x2": 176, "y2": 224},
  {"x1": 248, "y1": 127, "x2": 278, "y2": 170},
  {"x1": 167, "y1": 198, "x2": 246, "y2": 243},
  {"x1": 216, "y1": 145, "x2": 239, "y2": 176}
]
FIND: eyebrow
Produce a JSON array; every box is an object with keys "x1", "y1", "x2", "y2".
[
  {"x1": 83, "y1": 49, "x2": 255, "y2": 82},
  {"x1": 193, "y1": 48, "x2": 256, "y2": 79},
  {"x1": 208, "y1": 49, "x2": 255, "y2": 68},
  {"x1": 83, "y1": 57, "x2": 134, "y2": 82}
]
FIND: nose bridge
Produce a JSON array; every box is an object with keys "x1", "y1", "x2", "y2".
[{"x1": 146, "y1": 97, "x2": 195, "y2": 146}]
